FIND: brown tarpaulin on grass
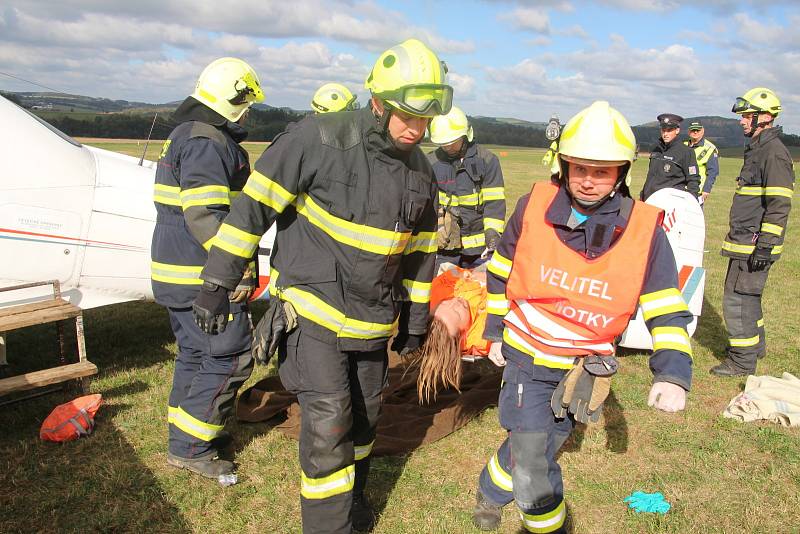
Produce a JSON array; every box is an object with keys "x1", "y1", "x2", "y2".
[{"x1": 237, "y1": 354, "x2": 502, "y2": 456}]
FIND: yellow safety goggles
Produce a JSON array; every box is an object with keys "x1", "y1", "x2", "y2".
[{"x1": 382, "y1": 84, "x2": 454, "y2": 118}]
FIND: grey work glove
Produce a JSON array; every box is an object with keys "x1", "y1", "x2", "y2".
[
  {"x1": 193, "y1": 282, "x2": 230, "y2": 335},
  {"x1": 748, "y1": 245, "x2": 773, "y2": 272},
  {"x1": 551, "y1": 357, "x2": 614, "y2": 424},
  {"x1": 230, "y1": 266, "x2": 256, "y2": 303},
  {"x1": 484, "y1": 229, "x2": 500, "y2": 252},
  {"x1": 252, "y1": 299, "x2": 297, "y2": 365}
]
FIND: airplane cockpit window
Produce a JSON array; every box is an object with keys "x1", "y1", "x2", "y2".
[{"x1": 22, "y1": 107, "x2": 83, "y2": 147}]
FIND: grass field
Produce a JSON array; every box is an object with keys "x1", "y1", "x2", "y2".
[{"x1": 1, "y1": 142, "x2": 798, "y2": 533}]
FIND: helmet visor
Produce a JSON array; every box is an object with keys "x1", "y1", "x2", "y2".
[
  {"x1": 732, "y1": 97, "x2": 755, "y2": 114},
  {"x1": 345, "y1": 94, "x2": 360, "y2": 111},
  {"x1": 229, "y1": 72, "x2": 264, "y2": 106},
  {"x1": 384, "y1": 84, "x2": 453, "y2": 117}
]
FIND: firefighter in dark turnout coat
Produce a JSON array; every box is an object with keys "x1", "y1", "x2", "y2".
[
  {"x1": 151, "y1": 57, "x2": 264, "y2": 479},
  {"x1": 712, "y1": 88, "x2": 794, "y2": 377},
  {"x1": 192, "y1": 39, "x2": 453, "y2": 533},
  {"x1": 428, "y1": 106, "x2": 506, "y2": 266}
]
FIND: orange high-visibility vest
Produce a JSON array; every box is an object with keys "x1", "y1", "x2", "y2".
[
  {"x1": 431, "y1": 266, "x2": 491, "y2": 356},
  {"x1": 505, "y1": 182, "x2": 662, "y2": 358}
]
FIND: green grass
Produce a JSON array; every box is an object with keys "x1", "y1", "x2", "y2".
[{"x1": 1, "y1": 143, "x2": 798, "y2": 533}]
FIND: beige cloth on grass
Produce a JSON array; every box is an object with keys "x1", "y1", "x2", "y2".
[{"x1": 723, "y1": 372, "x2": 800, "y2": 427}]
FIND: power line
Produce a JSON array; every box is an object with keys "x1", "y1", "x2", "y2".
[{"x1": 0, "y1": 70, "x2": 66, "y2": 94}]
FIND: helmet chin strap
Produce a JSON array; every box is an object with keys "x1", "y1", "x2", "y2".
[
  {"x1": 572, "y1": 185, "x2": 619, "y2": 210},
  {"x1": 745, "y1": 113, "x2": 774, "y2": 138},
  {"x1": 562, "y1": 160, "x2": 627, "y2": 211},
  {"x1": 371, "y1": 99, "x2": 418, "y2": 152}
]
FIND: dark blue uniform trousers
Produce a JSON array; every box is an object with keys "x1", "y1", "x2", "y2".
[
  {"x1": 478, "y1": 346, "x2": 573, "y2": 533},
  {"x1": 278, "y1": 325, "x2": 388, "y2": 534},
  {"x1": 167, "y1": 303, "x2": 253, "y2": 459}
]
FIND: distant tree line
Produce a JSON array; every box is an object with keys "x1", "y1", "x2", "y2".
[
  {"x1": 469, "y1": 117, "x2": 550, "y2": 147},
  {"x1": 6, "y1": 89, "x2": 798, "y2": 149},
  {"x1": 23, "y1": 106, "x2": 308, "y2": 141}
]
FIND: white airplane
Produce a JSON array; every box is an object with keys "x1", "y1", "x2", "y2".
[
  {"x1": 618, "y1": 187, "x2": 706, "y2": 350},
  {"x1": 0, "y1": 94, "x2": 275, "y2": 311},
  {"x1": 0, "y1": 93, "x2": 703, "y2": 354}
]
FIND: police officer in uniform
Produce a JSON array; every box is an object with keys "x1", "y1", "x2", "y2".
[
  {"x1": 684, "y1": 120, "x2": 719, "y2": 205},
  {"x1": 428, "y1": 106, "x2": 506, "y2": 267},
  {"x1": 192, "y1": 39, "x2": 451, "y2": 533},
  {"x1": 711, "y1": 88, "x2": 794, "y2": 377},
  {"x1": 640, "y1": 113, "x2": 701, "y2": 201},
  {"x1": 151, "y1": 58, "x2": 264, "y2": 478},
  {"x1": 311, "y1": 83, "x2": 359, "y2": 114}
]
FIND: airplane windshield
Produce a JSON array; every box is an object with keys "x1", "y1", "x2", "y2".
[{"x1": 21, "y1": 107, "x2": 83, "y2": 148}]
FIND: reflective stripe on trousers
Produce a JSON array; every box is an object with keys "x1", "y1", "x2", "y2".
[
  {"x1": 278, "y1": 326, "x2": 388, "y2": 534},
  {"x1": 723, "y1": 258, "x2": 769, "y2": 371},
  {"x1": 478, "y1": 359, "x2": 572, "y2": 533},
  {"x1": 167, "y1": 305, "x2": 253, "y2": 458}
]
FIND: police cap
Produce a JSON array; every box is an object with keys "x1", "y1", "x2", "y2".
[
  {"x1": 657, "y1": 113, "x2": 683, "y2": 129},
  {"x1": 687, "y1": 120, "x2": 703, "y2": 131}
]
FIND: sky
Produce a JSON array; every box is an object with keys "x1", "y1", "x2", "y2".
[{"x1": 1, "y1": 0, "x2": 799, "y2": 132}]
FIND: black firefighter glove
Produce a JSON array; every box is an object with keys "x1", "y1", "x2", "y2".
[
  {"x1": 252, "y1": 299, "x2": 297, "y2": 365},
  {"x1": 192, "y1": 281, "x2": 231, "y2": 335},
  {"x1": 748, "y1": 245, "x2": 773, "y2": 272},
  {"x1": 391, "y1": 332, "x2": 426, "y2": 356},
  {"x1": 551, "y1": 355, "x2": 618, "y2": 424},
  {"x1": 392, "y1": 301, "x2": 426, "y2": 355}
]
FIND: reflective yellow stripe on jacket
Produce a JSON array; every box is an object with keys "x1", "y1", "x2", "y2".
[
  {"x1": 651, "y1": 326, "x2": 693, "y2": 356},
  {"x1": 154, "y1": 184, "x2": 181, "y2": 206},
  {"x1": 406, "y1": 231, "x2": 437, "y2": 254},
  {"x1": 179, "y1": 184, "x2": 230, "y2": 209},
  {"x1": 721, "y1": 242, "x2": 784, "y2": 256},
  {"x1": 736, "y1": 186, "x2": 793, "y2": 198},
  {"x1": 484, "y1": 217, "x2": 505, "y2": 232},
  {"x1": 151, "y1": 261, "x2": 203, "y2": 285},
  {"x1": 296, "y1": 193, "x2": 410, "y2": 256},
  {"x1": 461, "y1": 232, "x2": 485, "y2": 249},
  {"x1": 488, "y1": 251, "x2": 512, "y2": 279},
  {"x1": 243, "y1": 170, "x2": 296, "y2": 212},
  {"x1": 402, "y1": 279, "x2": 432, "y2": 304},
  {"x1": 639, "y1": 288, "x2": 688, "y2": 321},
  {"x1": 277, "y1": 281, "x2": 396, "y2": 340},
  {"x1": 213, "y1": 223, "x2": 262, "y2": 258},
  {"x1": 481, "y1": 186, "x2": 505, "y2": 201},
  {"x1": 760, "y1": 222, "x2": 783, "y2": 236},
  {"x1": 354, "y1": 441, "x2": 374, "y2": 461}
]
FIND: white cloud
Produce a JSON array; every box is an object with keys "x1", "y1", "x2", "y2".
[
  {"x1": 448, "y1": 72, "x2": 477, "y2": 101},
  {"x1": 558, "y1": 24, "x2": 589, "y2": 39},
  {"x1": 499, "y1": 7, "x2": 551, "y2": 34}
]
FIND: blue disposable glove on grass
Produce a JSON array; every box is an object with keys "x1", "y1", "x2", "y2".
[{"x1": 623, "y1": 491, "x2": 671, "y2": 515}]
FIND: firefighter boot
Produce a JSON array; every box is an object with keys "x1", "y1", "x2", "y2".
[
  {"x1": 709, "y1": 359, "x2": 751, "y2": 377},
  {"x1": 351, "y1": 493, "x2": 376, "y2": 532},
  {"x1": 473, "y1": 489, "x2": 502, "y2": 530},
  {"x1": 167, "y1": 451, "x2": 234, "y2": 479}
]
